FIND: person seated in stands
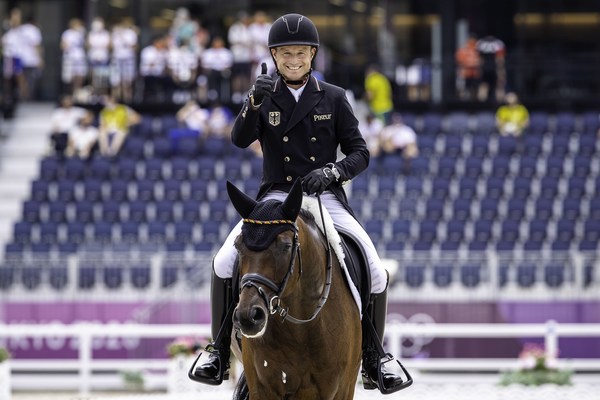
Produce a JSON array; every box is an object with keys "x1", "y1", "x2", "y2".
[
  {"x1": 66, "y1": 111, "x2": 98, "y2": 159},
  {"x1": 49, "y1": 94, "x2": 88, "y2": 157},
  {"x1": 206, "y1": 103, "x2": 234, "y2": 139},
  {"x1": 380, "y1": 112, "x2": 419, "y2": 173},
  {"x1": 495, "y1": 92, "x2": 529, "y2": 137},
  {"x1": 98, "y1": 95, "x2": 140, "y2": 157},
  {"x1": 360, "y1": 112, "x2": 385, "y2": 158},
  {"x1": 169, "y1": 99, "x2": 210, "y2": 150}
]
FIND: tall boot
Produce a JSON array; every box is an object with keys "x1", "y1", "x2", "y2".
[
  {"x1": 361, "y1": 285, "x2": 407, "y2": 394},
  {"x1": 193, "y1": 270, "x2": 234, "y2": 385}
]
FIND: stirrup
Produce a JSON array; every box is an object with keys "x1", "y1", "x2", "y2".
[
  {"x1": 188, "y1": 345, "x2": 230, "y2": 386},
  {"x1": 362, "y1": 352, "x2": 413, "y2": 394}
]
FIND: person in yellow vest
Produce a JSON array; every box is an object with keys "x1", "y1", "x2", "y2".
[
  {"x1": 495, "y1": 92, "x2": 529, "y2": 137},
  {"x1": 364, "y1": 64, "x2": 394, "y2": 124},
  {"x1": 98, "y1": 94, "x2": 140, "y2": 156}
]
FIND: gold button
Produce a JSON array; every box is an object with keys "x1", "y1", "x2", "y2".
[
  {"x1": 284, "y1": 156, "x2": 290, "y2": 162},
  {"x1": 310, "y1": 156, "x2": 316, "y2": 161},
  {"x1": 283, "y1": 136, "x2": 289, "y2": 142},
  {"x1": 311, "y1": 137, "x2": 317, "y2": 142},
  {"x1": 286, "y1": 176, "x2": 292, "y2": 182}
]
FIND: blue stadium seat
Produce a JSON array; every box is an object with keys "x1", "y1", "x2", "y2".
[
  {"x1": 555, "y1": 112, "x2": 576, "y2": 135},
  {"x1": 378, "y1": 154, "x2": 404, "y2": 176},
  {"x1": 527, "y1": 111, "x2": 549, "y2": 135},
  {"x1": 66, "y1": 221, "x2": 86, "y2": 245},
  {"x1": 516, "y1": 155, "x2": 538, "y2": 179},
  {"x1": 49, "y1": 267, "x2": 68, "y2": 291},
  {"x1": 561, "y1": 198, "x2": 581, "y2": 220},
  {"x1": 421, "y1": 112, "x2": 442, "y2": 135},
  {"x1": 479, "y1": 197, "x2": 499, "y2": 221},
  {"x1": 512, "y1": 176, "x2": 532, "y2": 200},
  {"x1": 173, "y1": 221, "x2": 194, "y2": 243},
  {"x1": 197, "y1": 156, "x2": 217, "y2": 180},
  {"x1": 555, "y1": 218, "x2": 576, "y2": 242},
  {"x1": 550, "y1": 134, "x2": 570, "y2": 156},
  {"x1": 391, "y1": 219, "x2": 411, "y2": 242},
  {"x1": 127, "y1": 200, "x2": 147, "y2": 223},
  {"x1": 397, "y1": 197, "x2": 418, "y2": 219},
  {"x1": 464, "y1": 155, "x2": 484, "y2": 178},
  {"x1": 473, "y1": 219, "x2": 493, "y2": 242},
  {"x1": 545, "y1": 156, "x2": 564, "y2": 179},
  {"x1": 522, "y1": 134, "x2": 543, "y2": 157},
  {"x1": 223, "y1": 156, "x2": 244, "y2": 180},
  {"x1": 170, "y1": 157, "x2": 190, "y2": 181},
  {"x1": 202, "y1": 136, "x2": 228, "y2": 156},
  {"x1": 181, "y1": 200, "x2": 201, "y2": 221},
  {"x1": 577, "y1": 134, "x2": 597, "y2": 156},
  {"x1": 410, "y1": 156, "x2": 430, "y2": 177},
  {"x1": 144, "y1": 158, "x2": 164, "y2": 181},
  {"x1": 457, "y1": 177, "x2": 477, "y2": 200},
  {"x1": 48, "y1": 201, "x2": 67, "y2": 223},
  {"x1": 147, "y1": 221, "x2": 167, "y2": 243},
  {"x1": 572, "y1": 157, "x2": 592, "y2": 179},
  {"x1": 131, "y1": 265, "x2": 151, "y2": 289},
  {"x1": 56, "y1": 179, "x2": 76, "y2": 202},
  {"x1": 115, "y1": 157, "x2": 138, "y2": 181},
  {"x1": 490, "y1": 156, "x2": 510, "y2": 178},
  {"x1": 0, "y1": 265, "x2": 15, "y2": 290},
  {"x1": 443, "y1": 135, "x2": 463, "y2": 157},
  {"x1": 435, "y1": 156, "x2": 457, "y2": 179},
  {"x1": 155, "y1": 200, "x2": 175, "y2": 223},
  {"x1": 506, "y1": 198, "x2": 527, "y2": 221},
  {"x1": 460, "y1": 264, "x2": 481, "y2": 287},
  {"x1": 22, "y1": 200, "x2": 42, "y2": 223},
  {"x1": 539, "y1": 176, "x2": 559, "y2": 199},
  {"x1": 485, "y1": 176, "x2": 505, "y2": 200},
  {"x1": 82, "y1": 179, "x2": 103, "y2": 202},
  {"x1": 445, "y1": 219, "x2": 465, "y2": 243},
  {"x1": 22, "y1": 266, "x2": 42, "y2": 290},
  {"x1": 364, "y1": 220, "x2": 384, "y2": 242},
  {"x1": 349, "y1": 175, "x2": 369, "y2": 199},
  {"x1": 470, "y1": 135, "x2": 490, "y2": 157},
  {"x1": 135, "y1": 179, "x2": 156, "y2": 202},
  {"x1": 431, "y1": 177, "x2": 450, "y2": 200},
  {"x1": 440, "y1": 239, "x2": 460, "y2": 251},
  {"x1": 404, "y1": 264, "x2": 425, "y2": 288},
  {"x1": 103, "y1": 267, "x2": 124, "y2": 289},
  {"x1": 63, "y1": 157, "x2": 86, "y2": 180},
  {"x1": 468, "y1": 239, "x2": 488, "y2": 251},
  {"x1": 152, "y1": 136, "x2": 172, "y2": 159},
  {"x1": 108, "y1": 179, "x2": 129, "y2": 202},
  {"x1": 446, "y1": 112, "x2": 470, "y2": 136},
  {"x1": 175, "y1": 136, "x2": 201, "y2": 158},
  {"x1": 89, "y1": 157, "x2": 112, "y2": 180},
  {"x1": 475, "y1": 111, "x2": 496, "y2": 135},
  {"x1": 202, "y1": 220, "x2": 222, "y2": 243},
  {"x1": 121, "y1": 136, "x2": 146, "y2": 159},
  {"x1": 516, "y1": 262, "x2": 536, "y2": 287},
  {"x1": 451, "y1": 198, "x2": 471, "y2": 221},
  {"x1": 417, "y1": 135, "x2": 436, "y2": 156},
  {"x1": 39, "y1": 222, "x2": 59, "y2": 244},
  {"x1": 39, "y1": 156, "x2": 62, "y2": 181},
  {"x1": 100, "y1": 200, "x2": 121, "y2": 223},
  {"x1": 370, "y1": 198, "x2": 391, "y2": 220},
  {"x1": 534, "y1": 197, "x2": 554, "y2": 220},
  {"x1": 497, "y1": 135, "x2": 518, "y2": 156},
  {"x1": 433, "y1": 263, "x2": 453, "y2": 287},
  {"x1": 544, "y1": 263, "x2": 565, "y2": 288},
  {"x1": 500, "y1": 220, "x2": 520, "y2": 243},
  {"x1": 418, "y1": 219, "x2": 438, "y2": 243},
  {"x1": 424, "y1": 198, "x2": 444, "y2": 220},
  {"x1": 403, "y1": 175, "x2": 423, "y2": 199}
]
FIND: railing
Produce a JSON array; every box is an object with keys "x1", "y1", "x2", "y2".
[{"x1": 2, "y1": 321, "x2": 600, "y2": 395}]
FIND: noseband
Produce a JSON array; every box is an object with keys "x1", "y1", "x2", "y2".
[{"x1": 239, "y1": 199, "x2": 333, "y2": 325}]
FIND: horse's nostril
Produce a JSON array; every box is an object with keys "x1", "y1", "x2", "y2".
[{"x1": 250, "y1": 306, "x2": 266, "y2": 324}]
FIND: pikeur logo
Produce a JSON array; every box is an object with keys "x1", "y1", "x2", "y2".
[{"x1": 314, "y1": 113, "x2": 332, "y2": 121}]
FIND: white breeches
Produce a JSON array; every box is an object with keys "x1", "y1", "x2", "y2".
[{"x1": 213, "y1": 190, "x2": 388, "y2": 294}]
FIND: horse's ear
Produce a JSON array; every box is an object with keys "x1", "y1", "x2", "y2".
[
  {"x1": 227, "y1": 180, "x2": 257, "y2": 218},
  {"x1": 281, "y1": 178, "x2": 303, "y2": 221}
]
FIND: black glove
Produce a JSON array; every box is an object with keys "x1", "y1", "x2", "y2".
[
  {"x1": 250, "y1": 63, "x2": 274, "y2": 106},
  {"x1": 302, "y1": 165, "x2": 337, "y2": 195}
]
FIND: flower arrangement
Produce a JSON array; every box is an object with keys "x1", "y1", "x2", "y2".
[
  {"x1": 166, "y1": 337, "x2": 203, "y2": 358},
  {"x1": 500, "y1": 342, "x2": 572, "y2": 386},
  {"x1": 0, "y1": 347, "x2": 10, "y2": 363}
]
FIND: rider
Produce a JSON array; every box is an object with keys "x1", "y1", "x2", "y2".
[{"x1": 193, "y1": 13, "x2": 404, "y2": 393}]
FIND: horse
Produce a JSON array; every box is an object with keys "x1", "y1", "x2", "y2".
[{"x1": 227, "y1": 178, "x2": 362, "y2": 399}]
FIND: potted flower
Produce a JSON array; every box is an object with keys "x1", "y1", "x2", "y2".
[
  {"x1": 0, "y1": 347, "x2": 11, "y2": 400},
  {"x1": 166, "y1": 337, "x2": 204, "y2": 393},
  {"x1": 500, "y1": 342, "x2": 572, "y2": 386}
]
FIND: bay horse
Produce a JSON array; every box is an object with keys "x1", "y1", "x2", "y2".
[{"x1": 227, "y1": 179, "x2": 362, "y2": 399}]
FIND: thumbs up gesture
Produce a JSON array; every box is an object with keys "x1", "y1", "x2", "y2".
[{"x1": 250, "y1": 63, "x2": 274, "y2": 107}]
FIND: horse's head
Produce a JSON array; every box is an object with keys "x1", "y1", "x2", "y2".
[{"x1": 227, "y1": 179, "x2": 304, "y2": 338}]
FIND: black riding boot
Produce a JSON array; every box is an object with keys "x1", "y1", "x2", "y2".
[
  {"x1": 361, "y1": 286, "x2": 406, "y2": 394},
  {"x1": 193, "y1": 271, "x2": 233, "y2": 385}
]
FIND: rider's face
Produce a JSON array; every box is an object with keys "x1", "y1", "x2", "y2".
[{"x1": 272, "y1": 45, "x2": 315, "y2": 85}]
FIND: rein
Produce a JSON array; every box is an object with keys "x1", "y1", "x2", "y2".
[{"x1": 239, "y1": 196, "x2": 333, "y2": 325}]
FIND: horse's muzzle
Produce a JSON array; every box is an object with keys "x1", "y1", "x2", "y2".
[{"x1": 233, "y1": 303, "x2": 268, "y2": 338}]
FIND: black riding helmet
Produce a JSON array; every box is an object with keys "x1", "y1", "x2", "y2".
[{"x1": 268, "y1": 13, "x2": 319, "y2": 85}]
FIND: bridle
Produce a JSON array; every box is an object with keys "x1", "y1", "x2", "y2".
[{"x1": 238, "y1": 197, "x2": 333, "y2": 325}]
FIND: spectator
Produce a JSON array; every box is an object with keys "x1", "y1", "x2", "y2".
[
  {"x1": 87, "y1": 17, "x2": 111, "y2": 100},
  {"x1": 48, "y1": 95, "x2": 88, "y2": 157},
  {"x1": 380, "y1": 113, "x2": 419, "y2": 173},
  {"x1": 476, "y1": 35, "x2": 506, "y2": 103},
  {"x1": 98, "y1": 95, "x2": 141, "y2": 157},
  {"x1": 61, "y1": 18, "x2": 87, "y2": 99},
  {"x1": 360, "y1": 112, "x2": 385, "y2": 157},
  {"x1": 168, "y1": 38, "x2": 198, "y2": 103},
  {"x1": 495, "y1": 92, "x2": 529, "y2": 137},
  {"x1": 168, "y1": 99, "x2": 210, "y2": 152},
  {"x1": 364, "y1": 64, "x2": 394, "y2": 124},
  {"x1": 110, "y1": 18, "x2": 138, "y2": 103},
  {"x1": 66, "y1": 111, "x2": 98, "y2": 159},
  {"x1": 455, "y1": 34, "x2": 481, "y2": 101},
  {"x1": 2, "y1": 8, "x2": 26, "y2": 104},
  {"x1": 200, "y1": 36, "x2": 233, "y2": 104},
  {"x1": 248, "y1": 11, "x2": 272, "y2": 72},
  {"x1": 19, "y1": 15, "x2": 43, "y2": 101},
  {"x1": 405, "y1": 58, "x2": 431, "y2": 102},
  {"x1": 228, "y1": 11, "x2": 253, "y2": 103},
  {"x1": 139, "y1": 34, "x2": 170, "y2": 102},
  {"x1": 206, "y1": 103, "x2": 234, "y2": 138},
  {"x1": 170, "y1": 7, "x2": 199, "y2": 51}
]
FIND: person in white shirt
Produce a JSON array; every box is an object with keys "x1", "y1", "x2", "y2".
[
  {"x1": 380, "y1": 112, "x2": 419, "y2": 173},
  {"x1": 247, "y1": 11, "x2": 271, "y2": 73},
  {"x1": 49, "y1": 95, "x2": 88, "y2": 157},
  {"x1": 2, "y1": 9, "x2": 25, "y2": 104},
  {"x1": 227, "y1": 12, "x2": 253, "y2": 103},
  {"x1": 61, "y1": 18, "x2": 87, "y2": 98},
  {"x1": 207, "y1": 104, "x2": 234, "y2": 139},
  {"x1": 200, "y1": 36, "x2": 233, "y2": 103},
  {"x1": 168, "y1": 38, "x2": 198, "y2": 102},
  {"x1": 140, "y1": 34, "x2": 170, "y2": 102},
  {"x1": 360, "y1": 112, "x2": 385, "y2": 157},
  {"x1": 87, "y1": 17, "x2": 111, "y2": 99},
  {"x1": 110, "y1": 18, "x2": 138, "y2": 102},
  {"x1": 18, "y1": 16, "x2": 43, "y2": 101},
  {"x1": 66, "y1": 111, "x2": 98, "y2": 159}
]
